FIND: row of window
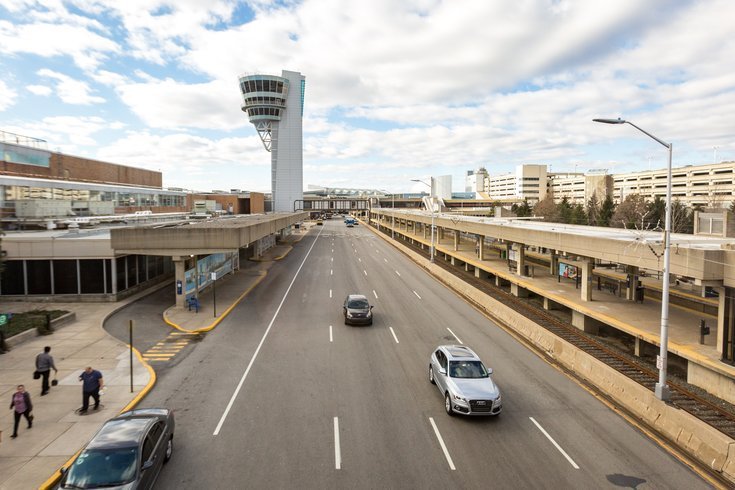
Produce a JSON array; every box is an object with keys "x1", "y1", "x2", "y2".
[
  {"x1": 240, "y1": 79, "x2": 286, "y2": 95},
  {"x1": 0, "y1": 256, "x2": 172, "y2": 296},
  {"x1": 2, "y1": 185, "x2": 185, "y2": 207},
  {"x1": 242, "y1": 96, "x2": 286, "y2": 107},
  {"x1": 246, "y1": 107, "x2": 283, "y2": 118}
]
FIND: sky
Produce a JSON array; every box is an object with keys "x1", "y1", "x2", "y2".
[{"x1": 0, "y1": 0, "x2": 734, "y2": 195}]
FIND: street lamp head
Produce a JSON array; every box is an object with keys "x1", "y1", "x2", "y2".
[{"x1": 593, "y1": 117, "x2": 626, "y2": 124}]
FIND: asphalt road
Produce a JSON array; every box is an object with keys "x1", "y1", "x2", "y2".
[{"x1": 134, "y1": 219, "x2": 712, "y2": 489}]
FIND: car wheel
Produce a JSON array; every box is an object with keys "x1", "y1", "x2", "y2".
[
  {"x1": 368, "y1": 320, "x2": 373, "y2": 326},
  {"x1": 445, "y1": 393, "x2": 454, "y2": 416},
  {"x1": 429, "y1": 366, "x2": 435, "y2": 385},
  {"x1": 164, "y1": 436, "x2": 173, "y2": 462}
]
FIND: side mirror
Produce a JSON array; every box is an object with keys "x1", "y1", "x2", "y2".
[
  {"x1": 370, "y1": 305, "x2": 374, "y2": 309},
  {"x1": 486, "y1": 367, "x2": 493, "y2": 375},
  {"x1": 439, "y1": 368, "x2": 446, "y2": 376},
  {"x1": 142, "y1": 460, "x2": 154, "y2": 471},
  {"x1": 60, "y1": 467, "x2": 68, "y2": 476}
]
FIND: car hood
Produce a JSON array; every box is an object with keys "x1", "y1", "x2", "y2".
[
  {"x1": 347, "y1": 308, "x2": 371, "y2": 315},
  {"x1": 449, "y1": 377, "x2": 500, "y2": 399}
]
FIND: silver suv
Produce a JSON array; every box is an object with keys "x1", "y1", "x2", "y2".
[{"x1": 429, "y1": 345, "x2": 502, "y2": 416}]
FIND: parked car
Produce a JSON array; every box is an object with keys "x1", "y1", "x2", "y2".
[
  {"x1": 343, "y1": 294, "x2": 373, "y2": 325},
  {"x1": 429, "y1": 345, "x2": 502, "y2": 416},
  {"x1": 60, "y1": 408, "x2": 175, "y2": 489}
]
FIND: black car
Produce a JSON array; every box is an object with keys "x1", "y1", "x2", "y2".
[
  {"x1": 60, "y1": 408, "x2": 175, "y2": 489},
  {"x1": 343, "y1": 294, "x2": 374, "y2": 325}
]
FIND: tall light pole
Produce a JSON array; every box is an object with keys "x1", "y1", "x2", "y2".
[
  {"x1": 412, "y1": 177, "x2": 435, "y2": 263},
  {"x1": 593, "y1": 117, "x2": 673, "y2": 401}
]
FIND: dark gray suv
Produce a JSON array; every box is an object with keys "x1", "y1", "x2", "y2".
[
  {"x1": 429, "y1": 345, "x2": 502, "y2": 416},
  {"x1": 60, "y1": 408, "x2": 175, "y2": 489},
  {"x1": 343, "y1": 294, "x2": 373, "y2": 325}
]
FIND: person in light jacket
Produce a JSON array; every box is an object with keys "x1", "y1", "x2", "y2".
[{"x1": 9, "y1": 385, "x2": 33, "y2": 439}]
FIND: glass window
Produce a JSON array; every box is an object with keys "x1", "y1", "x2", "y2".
[
  {"x1": 53, "y1": 260, "x2": 78, "y2": 294},
  {"x1": 127, "y1": 255, "x2": 138, "y2": 287},
  {"x1": 116, "y1": 257, "x2": 127, "y2": 292},
  {"x1": 1, "y1": 261, "x2": 25, "y2": 295},
  {"x1": 63, "y1": 447, "x2": 138, "y2": 488},
  {"x1": 26, "y1": 260, "x2": 51, "y2": 295},
  {"x1": 448, "y1": 361, "x2": 488, "y2": 378},
  {"x1": 137, "y1": 256, "x2": 147, "y2": 282},
  {"x1": 80, "y1": 260, "x2": 105, "y2": 294}
]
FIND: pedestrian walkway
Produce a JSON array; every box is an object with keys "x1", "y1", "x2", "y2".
[{"x1": 0, "y1": 226, "x2": 311, "y2": 490}]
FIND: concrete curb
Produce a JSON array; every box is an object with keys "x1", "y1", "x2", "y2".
[
  {"x1": 368, "y1": 222, "x2": 735, "y2": 485},
  {"x1": 163, "y1": 270, "x2": 267, "y2": 334}
]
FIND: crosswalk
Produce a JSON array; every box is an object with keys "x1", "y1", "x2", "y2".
[{"x1": 142, "y1": 331, "x2": 199, "y2": 363}]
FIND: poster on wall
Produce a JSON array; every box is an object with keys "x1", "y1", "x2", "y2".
[{"x1": 559, "y1": 262, "x2": 578, "y2": 279}]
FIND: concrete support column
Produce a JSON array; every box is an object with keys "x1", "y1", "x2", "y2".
[
  {"x1": 626, "y1": 265, "x2": 639, "y2": 301},
  {"x1": 477, "y1": 235, "x2": 485, "y2": 260},
  {"x1": 453, "y1": 230, "x2": 459, "y2": 251},
  {"x1": 717, "y1": 286, "x2": 727, "y2": 356},
  {"x1": 550, "y1": 251, "x2": 558, "y2": 276},
  {"x1": 511, "y1": 283, "x2": 528, "y2": 298},
  {"x1": 173, "y1": 256, "x2": 187, "y2": 309},
  {"x1": 515, "y1": 244, "x2": 526, "y2": 277},
  {"x1": 543, "y1": 297, "x2": 557, "y2": 311},
  {"x1": 475, "y1": 267, "x2": 481, "y2": 278},
  {"x1": 439, "y1": 227, "x2": 445, "y2": 241},
  {"x1": 572, "y1": 310, "x2": 599, "y2": 334},
  {"x1": 581, "y1": 259, "x2": 593, "y2": 302},
  {"x1": 495, "y1": 275, "x2": 502, "y2": 287}
]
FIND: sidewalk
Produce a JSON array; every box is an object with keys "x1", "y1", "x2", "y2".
[{"x1": 0, "y1": 226, "x2": 310, "y2": 490}]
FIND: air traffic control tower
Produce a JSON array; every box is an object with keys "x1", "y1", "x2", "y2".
[{"x1": 239, "y1": 70, "x2": 305, "y2": 212}]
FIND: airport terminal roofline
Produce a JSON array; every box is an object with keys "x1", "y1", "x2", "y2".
[
  {"x1": 373, "y1": 208, "x2": 734, "y2": 282},
  {"x1": 0, "y1": 173, "x2": 183, "y2": 193}
]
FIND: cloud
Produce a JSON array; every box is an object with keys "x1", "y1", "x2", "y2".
[
  {"x1": 115, "y1": 77, "x2": 246, "y2": 129},
  {"x1": 26, "y1": 84, "x2": 52, "y2": 96},
  {"x1": 96, "y1": 130, "x2": 271, "y2": 191},
  {"x1": 0, "y1": 20, "x2": 119, "y2": 71},
  {"x1": 0, "y1": 80, "x2": 18, "y2": 111},
  {"x1": 37, "y1": 69, "x2": 106, "y2": 104}
]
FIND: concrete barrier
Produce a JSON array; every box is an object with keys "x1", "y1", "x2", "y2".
[{"x1": 376, "y1": 227, "x2": 735, "y2": 484}]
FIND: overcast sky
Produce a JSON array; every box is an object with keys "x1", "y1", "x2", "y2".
[{"x1": 1, "y1": 0, "x2": 733, "y2": 194}]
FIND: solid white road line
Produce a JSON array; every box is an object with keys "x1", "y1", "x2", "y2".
[
  {"x1": 330, "y1": 289, "x2": 333, "y2": 298},
  {"x1": 429, "y1": 417, "x2": 456, "y2": 470},
  {"x1": 373, "y1": 289, "x2": 378, "y2": 299},
  {"x1": 395, "y1": 270, "x2": 401, "y2": 276},
  {"x1": 529, "y1": 417, "x2": 580, "y2": 469},
  {"x1": 213, "y1": 226, "x2": 324, "y2": 436},
  {"x1": 413, "y1": 290, "x2": 422, "y2": 299},
  {"x1": 329, "y1": 325, "x2": 333, "y2": 343},
  {"x1": 389, "y1": 326, "x2": 400, "y2": 343},
  {"x1": 334, "y1": 417, "x2": 342, "y2": 470},
  {"x1": 447, "y1": 328, "x2": 462, "y2": 344}
]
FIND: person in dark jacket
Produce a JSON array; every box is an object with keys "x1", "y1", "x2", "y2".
[
  {"x1": 78, "y1": 366, "x2": 104, "y2": 413},
  {"x1": 9, "y1": 384, "x2": 33, "y2": 439},
  {"x1": 35, "y1": 346, "x2": 58, "y2": 395}
]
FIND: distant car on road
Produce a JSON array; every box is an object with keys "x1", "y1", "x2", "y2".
[
  {"x1": 343, "y1": 294, "x2": 373, "y2": 325},
  {"x1": 60, "y1": 408, "x2": 175, "y2": 490},
  {"x1": 429, "y1": 345, "x2": 502, "y2": 416}
]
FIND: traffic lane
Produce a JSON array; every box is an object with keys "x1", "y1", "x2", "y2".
[
  {"x1": 104, "y1": 283, "x2": 174, "y2": 352},
  {"x1": 146, "y1": 229, "x2": 325, "y2": 488},
  {"x1": 356, "y1": 227, "x2": 709, "y2": 487}
]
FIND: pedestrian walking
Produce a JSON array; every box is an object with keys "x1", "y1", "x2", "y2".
[
  {"x1": 35, "y1": 346, "x2": 58, "y2": 396},
  {"x1": 9, "y1": 385, "x2": 33, "y2": 439},
  {"x1": 78, "y1": 366, "x2": 104, "y2": 414}
]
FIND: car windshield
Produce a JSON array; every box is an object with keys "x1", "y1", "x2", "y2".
[
  {"x1": 348, "y1": 298, "x2": 369, "y2": 309},
  {"x1": 448, "y1": 360, "x2": 488, "y2": 378},
  {"x1": 62, "y1": 447, "x2": 138, "y2": 488}
]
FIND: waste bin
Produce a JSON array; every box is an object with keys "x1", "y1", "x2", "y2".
[{"x1": 635, "y1": 286, "x2": 645, "y2": 303}]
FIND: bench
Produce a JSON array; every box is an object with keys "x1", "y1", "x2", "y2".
[{"x1": 187, "y1": 297, "x2": 200, "y2": 313}]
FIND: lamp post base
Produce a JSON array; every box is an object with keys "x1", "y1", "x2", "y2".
[{"x1": 654, "y1": 382, "x2": 671, "y2": 401}]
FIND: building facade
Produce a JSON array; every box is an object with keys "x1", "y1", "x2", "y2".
[
  {"x1": 487, "y1": 164, "x2": 547, "y2": 203},
  {"x1": 433, "y1": 175, "x2": 452, "y2": 200},
  {"x1": 239, "y1": 70, "x2": 305, "y2": 212},
  {"x1": 548, "y1": 171, "x2": 613, "y2": 205}
]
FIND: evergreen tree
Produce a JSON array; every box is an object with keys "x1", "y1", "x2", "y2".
[
  {"x1": 571, "y1": 203, "x2": 587, "y2": 225},
  {"x1": 512, "y1": 200, "x2": 532, "y2": 217},
  {"x1": 559, "y1": 197, "x2": 573, "y2": 224},
  {"x1": 646, "y1": 195, "x2": 665, "y2": 230},
  {"x1": 587, "y1": 193, "x2": 600, "y2": 226},
  {"x1": 599, "y1": 195, "x2": 616, "y2": 227}
]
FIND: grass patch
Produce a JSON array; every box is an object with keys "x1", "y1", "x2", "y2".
[{"x1": 2, "y1": 310, "x2": 69, "y2": 337}]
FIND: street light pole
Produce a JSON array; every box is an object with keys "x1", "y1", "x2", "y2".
[
  {"x1": 593, "y1": 117, "x2": 672, "y2": 401},
  {"x1": 411, "y1": 177, "x2": 436, "y2": 263}
]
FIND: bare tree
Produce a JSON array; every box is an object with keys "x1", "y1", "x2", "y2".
[
  {"x1": 611, "y1": 194, "x2": 649, "y2": 229},
  {"x1": 532, "y1": 195, "x2": 560, "y2": 222}
]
